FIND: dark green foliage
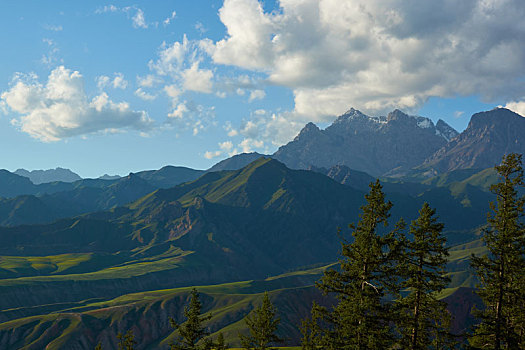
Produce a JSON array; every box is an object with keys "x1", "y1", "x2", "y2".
[
  {"x1": 239, "y1": 291, "x2": 282, "y2": 350},
  {"x1": 397, "y1": 202, "x2": 455, "y2": 349},
  {"x1": 305, "y1": 180, "x2": 403, "y2": 349},
  {"x1": 117, "y1": 330, "x2": 136, "y2": 350},
  {"x1": 469, "y1": 153, "x2": 525, "y2": 349},
  {"x1": 170, "y1": 288, "x2": 212, "y2": 350},
  {"x1": 300, "y1": 302, "x2": 329, "y2": 350},
  {"x1": 214, "y1": 333, "x2": 228, "y2": 350}
]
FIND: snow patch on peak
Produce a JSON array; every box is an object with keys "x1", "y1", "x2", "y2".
[
  {"x1": 343, "y1": 108, "x2": 364, "y2": 116},
  {"x1": 417, "y1": 118, "x2": 432, "y2": 129},
  {"x1": 435, "y1": 119, "x2": 459, "y2": 142},
  {"x1": 371, "y1": 116, "x2": 387, "y2": 124},
  {"x1": 333, "y1": 108, "x2": 369, "y2": 125},
  {"x1": 337, "y1": 108, "x2": 389, "y2": 125}
]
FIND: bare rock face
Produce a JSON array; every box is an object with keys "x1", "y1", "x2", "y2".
[
  {"x1": 273, "y1": 108, "x2": 457, "y2": 176},
  {"x1": 422, "y1": 108, "x2": 525, "y2": 172}
]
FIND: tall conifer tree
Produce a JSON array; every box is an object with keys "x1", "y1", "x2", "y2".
[
  {"x1": 469, "y1": 153, "x2": 525, "y2": 349},
  {"x1": 305, "y1": 180, "x2": 404, "y2": 349},
  {"x1": 239, "y1": 291, "x2": 282, "y2": 350},
  {"x1": 397, "y1": 202, "x2": 454, "y2": 349},
  {"x1": 170, "y1": 288, "x2": 212, "y2": 350}
]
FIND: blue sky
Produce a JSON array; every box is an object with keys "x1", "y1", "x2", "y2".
[{"x1": 1, "y1": 0, "x2": 524, "y2": 178}]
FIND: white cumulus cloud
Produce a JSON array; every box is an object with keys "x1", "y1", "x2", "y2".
[
  {"x1": 96, "y1": 5, "x2": 150, "y2": 29},
  {"x1": 96, "y1": 73, "x2": 128, "y2": 90},
  {"x1": 168, "y1": 102, "x2": 189, "y2": 119},
  {"x1": 204, "y1": 150, "x2": 222, "y2": 159},
  {"x1": 131, "y1": 8, "x2": 148, "y2": 29},
  {"x1": 135, "y1": 88, "x2": 156, "y2": 101},
  {"x1": 164, "y1": 11, "x2": 177, "y2": 26},
  {"x1": 504, "y1": 101, "x2": 525, "y2": 117},
  {"x1": 203, "y1": 140, "x2": 238, "y2": 160},
  {"x1": 213, "y1": 0, "x2": 274, "y2": 70},
  {"x1": 96, "y1": 75, "x2": 111, "y2": 89},
  {"x1": 182, "y1": 62, "x2": 213, "y2": 93},
  {"x1": 210, "y1": 0, "x2": 525, "y2": 119},
  {"x1": 239, "y1": 112, "x2": 303, "y2": 148},
  {"x1": 219, "y1": 140, "x2": 234, "y2": 152},
  {"x1": 112, "y1": 73, "x2": 128, "y2": 89},
  {"x1": 205, "y1": 111, "x2": 303, "y2": 159},
  {"x1": 248, "y1": 89, "x2": 265, "y2": 102},
  {"x1": 148, "y1": 36, "x2": 217, "y2": 121},
  {"x1": 95, "y1": 5, "x2": 118, "y2": 14},
  {"x1": 137, "y1": 74, "x2": 162, "y2": 88},
  {"x1": 1, "y1": 66, "x2": 153, "y2": 142},
  {"x1": 165, "y1": 100, "x2": 216, "y2": 136}
]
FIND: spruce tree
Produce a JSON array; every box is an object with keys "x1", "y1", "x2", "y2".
[
  {"x1": 239, "y1": 291, "x2": 282, "y2": 350},
  {"x1": 397, "y1": 202, "x2": 454, "y2": 349},
  {"x1": 469, "y1": 153, "x2": 525, "y2": 349},
  {"x1": 170, "y1": 288, "x2": 213, "y2": 350},
  {"x1": 305, "y1": 180, "x2": 404, "y2": 349},
  {"x1": 214, "y1": 333, "x2": 228, "y2": 350},
  {"x1": 117, "y1": 330, "x2": 136, "y2": 350}
]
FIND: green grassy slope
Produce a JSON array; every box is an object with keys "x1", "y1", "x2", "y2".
[
  {"x1": 0, "y1": 159, "x2": 501, "y2": 349},
  {"x1": 0, "y1": 265, "x2": 330, "y2": 349},
  {"x1": 0, "y1": 237, "x2": 486, "y2": 349}
]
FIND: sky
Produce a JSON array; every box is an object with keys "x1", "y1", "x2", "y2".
[{"x1": 0, "y1": 0, "x2": 524, "y2": 178}]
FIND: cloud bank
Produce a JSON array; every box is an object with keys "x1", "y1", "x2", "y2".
[
  {"x1": 1, "y1": 66, "x2": 153, "y2": 142},
  {"x1": 211, "y1": 0, "x2": 525, "y2": 119}
]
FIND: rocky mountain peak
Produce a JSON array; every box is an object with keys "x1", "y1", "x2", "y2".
[
  {"x1": 301, "y1": 121, "x2": 321, "y2": 133},
  {"x1": 422, "y1": 108, "x2": 525, "y2": 173},
  {"x1": 333, "y1": 108, "x2": 387, "y2": 126},
  {"x1": 273, "y1": 108, "x2": 455, "y2": 176},
  {"x1": 294, "y1": 122, "x2": 321, "y2": 141},
  {"x1": 337, "y1": 107, "x2": 367, "y2": 120},
  {"x1": 387, "y1": 109, "x2": 410, "y2": 121},
  {"x1": 468, "y1": 107, "x2": 521, "y2": 129},
  {"x1": 386, "y1": 110, "x2": 437, "y2": 130},
  {"x1": 436, "y1": 119, "x2": 460, "y2": 141}
]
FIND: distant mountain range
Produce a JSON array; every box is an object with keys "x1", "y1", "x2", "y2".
[
  {"x1": 192, "y1": 107, "x2": 524, "y2": 180},
  {"x1": 5, "y1": 107, "x2": 523, "y2": 188},
  {"x1": 274, "y1": 107, "x2": 524, "y2": 177},
  {"x1": 0, "y1": 157, "x2": 492, "y2": 306},
  {"x1": 14, "y1": 167, "x2": 82, "y2": 184},
  {"x1": 1, "y1": 107, "x2": 521, "y2": 229},
  {"x1": 273, "y1": 108, "x2": 459, "y2": 176}
]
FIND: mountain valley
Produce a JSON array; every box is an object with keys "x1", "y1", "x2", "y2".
[{"x1": 0, "y1": 107, "x2": 523, "y2": 349}]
